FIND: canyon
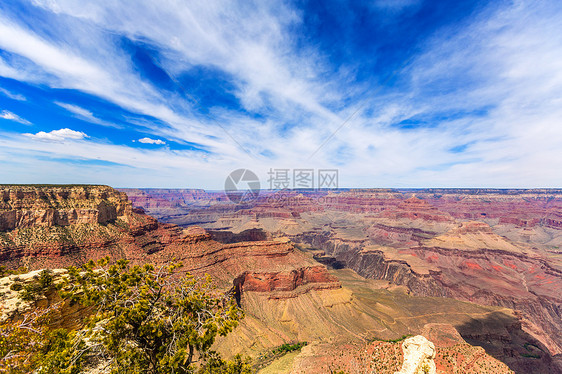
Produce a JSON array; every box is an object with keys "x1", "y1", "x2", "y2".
[
  {"x1": 1, "y1": 185, "x2": 561, "y2": 372},
  {"x1": 120, "y1": 187, "x2": 562, "y2": 372}
]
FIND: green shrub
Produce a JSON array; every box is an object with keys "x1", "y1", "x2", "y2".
[
  {"x1": 9, "y1": 283, "x2": 23, "y2": 292},
  {"x1": 2, "y1": 259, "x2": 251, "y2": 373},
  {"x1": 272, "y1": 342, "x2": 308, "y2": 354},
  {"x1": 59, "y1": 257, "x2": 250, "y2": 373},
  {"x1": 372, "y1": 334, "x2": 412, "y2": 343},
  {"x1": 19, "y1": 270, "x2": 54, "y2": 301},
  {"x1": 0, "y1": 305, "x2": 85, "y2": 374},
  {"x1": 521, "y1": 353, "x2": 541, "y2": 359}
]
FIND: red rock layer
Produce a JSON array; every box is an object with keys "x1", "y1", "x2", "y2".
[
  {"x1": 0, "y1": 186, "x2": 338, "y2": 300},
  {"x1": 379, "y1": 197, "x2": 453, "y2": 222},
  {"x1": 0, "y1": 185, "x2": 132, "y2": 230},
  {"x1": 234, "y1": 266, "x2": 340, "y2": 293}
]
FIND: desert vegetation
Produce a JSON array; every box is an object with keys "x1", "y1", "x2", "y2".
[{"x1": 0, "y1": 258, "x2": 251, "y2": 373}]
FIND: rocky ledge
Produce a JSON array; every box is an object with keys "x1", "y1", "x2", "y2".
[
  {"x1": 233, "y1": 265, "x2": 341, "y2": 299},
  {"x1": 0, "y1": 185, "x2": 132, "y2": 230}
]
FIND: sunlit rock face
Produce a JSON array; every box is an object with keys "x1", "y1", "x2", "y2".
[
  {"x1": 119, "y1": 187, "x2": 562, "y2": 372},
  {"x1": 394, "y1": 335, "x2": 436, "y2": 374},
  {"x1": 3, "y1": 186, "x2": 562, "y2": 373},
  {"x1": 0, "y1": 185, "x2": 133, "y2": 230}
]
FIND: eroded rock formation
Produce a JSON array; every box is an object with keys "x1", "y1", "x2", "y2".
[
  {"x1": 394, "y1": 335, "x2": 436, "y2": 374},
  {"x1": 0, "y1": 185, "x2": 132, "y2": 230},
  {"x1": 233, "y1": 265, "x2": 340, "y2": 300},
  {"x1": 4, "y1": 186, "x2": 562, "y2": 373},
  {"x1": 120, "y1": 188, "x2": 562, "y2": 372}
]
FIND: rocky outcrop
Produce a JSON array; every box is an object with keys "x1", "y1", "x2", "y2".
[
  {"x1": 232, "y1": 265, "x2": 340, "y2": 301},
  {"x1": 366, "y1": 223, "x2": 437, "y2": 247},
  {"x1": 0, "y1": 269, "x2": 89, "y2": 330},
  {"x1": 208, "y1": 228, "x2": 270, "y2": 243},
  {"x1": 543, "y1": 211, "x2": 562, "y2": 229},
  {"x1": 234, "y1": 266, "x2": 339, "y2": 292},
  {"x1": 0, "y1": 185, "x2": 132, "y2": 231},
  {"x1": 394, "y1": 335, "x2": 436, "y2": 374},
  {"x1": 6, "y1": 186, "x2": 562, "y2": 373},
  {"x1": 380, "y1": 197, "x2": 453, "y2": 223}
]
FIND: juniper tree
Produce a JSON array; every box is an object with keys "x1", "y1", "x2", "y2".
[
  {"x1": 0, "y1": 305, "x2": 85, "y2": 374},
  {"x1": 1, "y1": 258, "x2": 250, "y2": 373},
  {"x1": 59, "y1": 257, "x2": 248, "y2": 373}
]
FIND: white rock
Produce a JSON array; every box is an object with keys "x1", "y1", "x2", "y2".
[{"x1": 394, "y1": 335, "x2": 436, "y2": 374}]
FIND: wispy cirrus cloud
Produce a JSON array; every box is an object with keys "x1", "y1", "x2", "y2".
[
  {"x1": 55, "y1": 102, "x2": 120, "y2": 128},
  {"x1": 0, "y1": 1, "x2": 561, "y2": 188},
  {"x1": 0, "y1": 87, "x2": 26, "y2": 101},
  {"x1": 0, "y1": 110, "x2": 31, "y2": 125}
]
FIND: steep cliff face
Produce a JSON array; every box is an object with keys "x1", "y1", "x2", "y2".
[
  {"x1": 4, "y1": 186, "x2": 561, "y2": 373},
  {"x1": 379, "y1": 197, "x2": 454, "y2": 223},
  {"x1": 0, "y1": 186, "x2": 336, "y2": 298},
  {"x1": 122, "y1": 188, "x2": 562, "y2": 372},
  {"x1": 0, "y1": 185, "x2": 132, "y2": 231},
  {"x1": 233, "y1": 266, "x2": 340, "y2": 295}
]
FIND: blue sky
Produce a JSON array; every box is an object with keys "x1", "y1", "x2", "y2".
[{"x1": 0, "y1": 0, "x2": 561, "y2": 188}]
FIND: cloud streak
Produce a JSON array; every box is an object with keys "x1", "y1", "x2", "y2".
[
  {"x1": 0, "y1": 1, "x2": 561, "y2": 188},
  {"x1": 55, "y1": 102, "x2": 121, "y2": 128},
  {"x1": 0, "y1": 110, "x2": 31, "y2": 125},
  {"x1": 0, "y1": 87, "x2": 26, "y2": 101}
]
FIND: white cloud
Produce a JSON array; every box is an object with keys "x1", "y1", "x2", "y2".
[
  {"x1": 0, "y1": 1, "x2": 561, "y2": 188},
  {"x1": 0, "y1": 110, "x2": 31, "y2": 125},
  {"x1": 55, "y1": 102, "x2": 94, "y2": 118},
  {"x1": 0, "y1": 14, "x2": 206, "y2": 139},
  {"x1": 136, "y1": 137, "x2": 166, "y2": 145},
  {"x1": 0, "y1": 87, "x2": 26, "y2": 101},
  {"x1": 0, "y1": 18, "x2": 110, "y2": 88},
  {"x1": 0, "y1": 1, "x2": 341, "y2": 155},
  {"x1": 23, "y1": 128, "x2": 88, "y2": 142},
  {"x1": 55, "y1": 102, "x2": 120, "y2": 128}
]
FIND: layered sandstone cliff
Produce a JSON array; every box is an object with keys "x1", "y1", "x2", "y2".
[
  {"x1": 121, "y1": 188, "x2": 562, "y2": 372},
  {"x1": 233, "y1": 265, "x2": 340, "y2": 301},
  {"x1": 0, "y1": 185, "x2": 132, "y2": 231},
  {"x1": 0, "y1": 185, "x2": 338, "y2": 297},
  {"x1": 5, "y1": 186, "x2": 562, "y2": 373}
]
